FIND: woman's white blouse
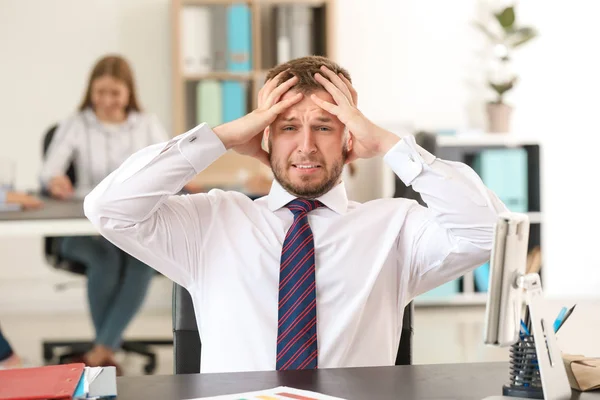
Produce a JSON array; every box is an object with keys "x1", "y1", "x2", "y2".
[{"x1": 40, "y1": 108, "x2": 168, "y2": 195}]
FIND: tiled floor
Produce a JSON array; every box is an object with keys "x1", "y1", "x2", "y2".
[{"x1": 0, "y1": 311, "x2": 174, "y2": 376}]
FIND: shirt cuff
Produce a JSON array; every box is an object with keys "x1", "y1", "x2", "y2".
[
  {"x1": 383, "y1": 135, "x2": 436, "y2": 186},
  {"x1": 176, "y1": 123, "x2": 227, "y2": 173}
]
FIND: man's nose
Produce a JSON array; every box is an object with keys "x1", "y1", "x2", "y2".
[{"x1": 298, "y1": 128, "x2": 317, "y2": 154}]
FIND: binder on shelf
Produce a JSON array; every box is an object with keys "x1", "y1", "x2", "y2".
[
  {"x1": 276, "y1": 6, "x2": 292, "y2": 64},
  {"x1": 210, "y1": 5, "x2": 228, "y2": 71},
  {"x1": 181, "y1": 6, "x2": 212, "y2": 75},
  {"x1": 226, "y1": 4, "x2": 252, "y2": 72},
  {"x1": 196, "y1": 80, "x2": 223, "y2": 128},
  {"x1": 472, "y1": 148, "x2": 529, "y2": 213},
  {"x1": 290, "y1": 5, "x2": 313, "y2": 59},
  {"x1": 222, "y1": 80, "x2": 247, "y2": 123},
  {"x1": 472, "y1": 148, "x2": 528, "y2": 293}
]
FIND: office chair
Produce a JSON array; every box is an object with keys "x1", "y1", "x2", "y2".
[
  {"x1": 41, "y1": 124, "x2": 172, "y2": 374},
  {"x1": 172, "y1": 283, "x2": 413, "y2": 374}
]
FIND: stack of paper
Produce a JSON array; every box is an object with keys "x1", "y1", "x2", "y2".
[
  {"x1": 73, "y1": 366, "x2": 117, "y2": 399},
  {"x1": 188, "y1": 386, "x2": 346, "y2": 400}
]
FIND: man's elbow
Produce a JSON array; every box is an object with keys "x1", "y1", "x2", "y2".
[{"x1": 83, "y1": 190, "x2": 106, "y2": 229}]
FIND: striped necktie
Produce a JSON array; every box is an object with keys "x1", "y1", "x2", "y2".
[{"x1": 276, "y1": 198, "x2": 323, "y2": 370}]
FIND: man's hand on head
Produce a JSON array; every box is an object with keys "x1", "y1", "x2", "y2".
[
  {"x1": 212, "y1": 71, "x2": 303, "y2": 166},
  {"x1": 311, "y1": 66, "x2": 401, "y2": 162}
]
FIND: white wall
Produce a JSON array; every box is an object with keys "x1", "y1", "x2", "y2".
[
  {"x1": 0, "y1": 0, "x2": 598, "y2": 314},
  {"x1": 0, "y1": 0, "x2": 174, "y2": 313}
]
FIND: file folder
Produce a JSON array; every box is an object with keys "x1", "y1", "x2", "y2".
[
  {"x1": 0, "y1": 363, "x2": 85, "y2": 400},
  {"x1": 222, "y1": 80, "x2": 247, "y2": 123},
  {"x1": 226, "y1": 4, "x2": 252, "y2": 72},
  {"x1": 181, "y1": 6, "x2": 212, "y2": 74},
  {"x1": 196, "y1": 80, "x2": 223, "y2": 128},
  {"x1": 472, "y1": 148, "x2": 528, "y2": 212}
]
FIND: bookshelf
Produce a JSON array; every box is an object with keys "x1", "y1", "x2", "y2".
[
  {"x1": 171, "y1": 0, "x2": 335, "y2": 186},
  {"x1": 413, "y1": 135, "x2": 542, "y2": 307}
]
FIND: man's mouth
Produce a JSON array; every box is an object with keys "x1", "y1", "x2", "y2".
[{"x1": 292, "y1": 163, "x2": 322, "y2": 172}]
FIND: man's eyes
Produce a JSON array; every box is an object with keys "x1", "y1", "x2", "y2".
[{"x1": 280, "y1": 126, "x2": 332, "y2": 132}]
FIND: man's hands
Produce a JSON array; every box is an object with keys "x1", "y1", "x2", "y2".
[
  {"x1": 48, "y1": 175, "x2": 74, "y2": 200},
  {"x1": 213, "y1": 71, "x2": 303, "y2": 166},
  {"x1": 6, "y1": 192, "x2": 43, "y2": 210},
  {"x1": 311, "y1": 66, "x2": 401, "y2": 162}
]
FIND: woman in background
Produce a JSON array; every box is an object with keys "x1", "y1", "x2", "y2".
[{"x1": 39, "y1": 55, "x2": 198, "y2": 372}]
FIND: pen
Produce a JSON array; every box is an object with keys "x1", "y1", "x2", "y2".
[
  {"x1": 555, "y1": 304, "x2": 576, "y2": 333},
  {"x1": 552, "y1": 307, "x2": 567, "y2": 332},
  {"x1": 520, "y1": 320, "x2": 530, "y2": 336}
]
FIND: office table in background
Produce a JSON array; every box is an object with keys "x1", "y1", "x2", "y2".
[
  {"x1": 0, "y1": 197, "x2": 96, "y2": 237},
  {"x1": 116, "y1": 363, "x2": 600, "y2": 400}
]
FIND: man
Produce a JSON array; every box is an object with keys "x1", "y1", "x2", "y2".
[{"x1": 85, "y1": 56, "x2": 508, "y2": 373}]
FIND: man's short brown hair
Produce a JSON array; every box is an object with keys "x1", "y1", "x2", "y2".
[{"x1": 265, "y1": 55, "x2": 351, "y2": 94}]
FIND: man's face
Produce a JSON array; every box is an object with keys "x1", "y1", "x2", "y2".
[{"x1": 268, "y1": 89, "x2": 351, "y2": 198}]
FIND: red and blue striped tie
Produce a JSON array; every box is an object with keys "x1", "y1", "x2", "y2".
[{"x1": 276, "y1": 198, "x2": 323, "y2": 370}]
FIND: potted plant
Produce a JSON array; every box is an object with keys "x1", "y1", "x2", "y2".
[{"x1": 475, "y1": 4, "x2": 537, "y2": 133}]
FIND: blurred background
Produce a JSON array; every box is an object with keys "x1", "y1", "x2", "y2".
[{"x1": 0, "y1": 0, "x2": 599, "y2": 375}]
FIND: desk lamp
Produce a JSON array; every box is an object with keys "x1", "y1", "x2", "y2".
[{"x1": 482, "y1": 213, "x2": 571, "y2": 400}]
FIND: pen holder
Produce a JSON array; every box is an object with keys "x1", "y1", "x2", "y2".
[{"x1": 502, "y1": 334, "x2": 544, "y2": 399}]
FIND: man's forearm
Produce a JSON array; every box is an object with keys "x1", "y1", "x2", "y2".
[
  {"x1": 384, "y1": 135, "x2": 508, "y2": 237},
  {"x1": 85, "y1": 123, "x2": 226, "y2": 226}
]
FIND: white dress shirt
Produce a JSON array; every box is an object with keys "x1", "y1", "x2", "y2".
[
  {"x1": 84, "y1": 123, "x2": 508, "y2": 373},
  {"x1": 40, "y1": 108, "x2": 168, "y2": 195}
]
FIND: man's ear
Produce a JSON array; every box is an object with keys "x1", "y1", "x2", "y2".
[
  {"x1": 346, "y1": 131, "x2": 353, "y2": 150},
  {"x1": 263, "y1": 127, "x2": 270, "y2": 152}
]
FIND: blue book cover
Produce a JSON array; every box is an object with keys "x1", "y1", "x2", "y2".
[
  {"x1": 222, "y1": 80, "x2": 247, "y2": 123},
  {"x1": 474, "y1": 261, "x2": 490, "y2": 292},
  {"x1": 226, "y1": 4, "x2": 252, "y2": 72},
  {"x1": 419, "y1": 279, "x2": 460, "y2": 298},
  {"x1": 473, "y1": 149, "x2": 528, "y2": 213}
]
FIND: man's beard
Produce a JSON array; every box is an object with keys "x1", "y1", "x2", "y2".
[{"x1": 268, "y1": 145, "x2": 348, "y2": 199}]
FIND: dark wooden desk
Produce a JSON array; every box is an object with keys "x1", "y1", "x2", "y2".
[{"x1": 117, "y1": 363, "x2": 599, "y2": 400}]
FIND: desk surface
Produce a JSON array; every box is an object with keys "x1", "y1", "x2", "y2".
[
  {"x1": 0, "y1": 197, "x2": 96, "y2": 236},
  {"x1": 117, "y1": 363, "x2": 598, "y2": 400},
  {"x1": 0, "y1": 197, "x2": 85, "y2": 221}
]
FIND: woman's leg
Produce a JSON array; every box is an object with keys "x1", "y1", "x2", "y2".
[
  {"x1": 94, "y1": 253, "x2": 155, "y2": 351},
  {"x1": 59, "y1": 236, "x2": 122, "y2": 336}
]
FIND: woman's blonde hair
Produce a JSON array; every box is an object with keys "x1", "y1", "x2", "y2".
[{"x1": 78, "y1": 54, "x2": 142, "y2": 113}]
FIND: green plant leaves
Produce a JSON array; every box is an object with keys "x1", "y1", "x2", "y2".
[
  {"x1": 507, "y1": 27, "x2": 538, "y2": 47},
  {"x1": 494, "y1": 6, "x2": 516, "y2": 31}
]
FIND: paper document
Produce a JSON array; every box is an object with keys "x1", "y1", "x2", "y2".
[{"x1": 187, "y1": 386, "x2": 346, "y2": 400}]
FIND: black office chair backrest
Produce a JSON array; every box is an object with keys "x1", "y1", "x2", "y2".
[
  {"x1": 172, "y1": 283, "x2": 413, "y2": 374},
  {"x1": 172, "y1": 283, "x2": 202, "y2": 374},
  {"x1": 42, "y1": 124, "x2": 77, "y2": 187},
  {"x1": 42, "y1": 124, "x2": 86, "y2": 275}
]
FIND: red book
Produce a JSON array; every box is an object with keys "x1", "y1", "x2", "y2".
[{"x1": 0, "y1": 363, "x2": 85, "y2": 400}]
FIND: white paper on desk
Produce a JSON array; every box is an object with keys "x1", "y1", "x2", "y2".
[{"x1": 187, "y1": 386, "x2": 346, "y2": 400}]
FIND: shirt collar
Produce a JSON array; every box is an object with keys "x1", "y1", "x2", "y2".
[{"x1": 267, "y1": 179, "x2": 349, "y2": 215}]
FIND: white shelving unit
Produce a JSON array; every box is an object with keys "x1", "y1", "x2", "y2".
[
  {"x1": 415, "y1": 292, "x2": 488, "y2": 307},
  {"x1": 436, "y1": 133, "x2": 540, "y2": 148},
  {"x1": 413, "y1": 133, "x2": 542, "y2": 307}
]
